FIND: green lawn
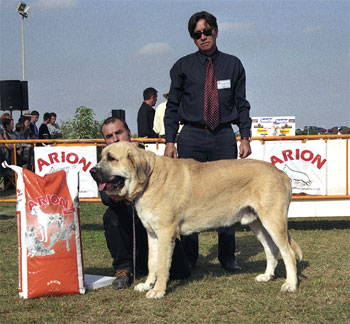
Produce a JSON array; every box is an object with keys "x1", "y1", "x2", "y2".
[{"x1": 1, "y1": 202, "x2": 349, "y2": 324}]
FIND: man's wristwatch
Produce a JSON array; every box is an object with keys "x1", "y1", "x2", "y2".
[{"x1": 241, "y1": 137, "x2": 251, "y2": 142}]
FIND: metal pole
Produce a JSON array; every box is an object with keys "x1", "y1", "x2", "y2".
[{"x1": 21, "y1": 15, "x2": 25, "y2": 80}]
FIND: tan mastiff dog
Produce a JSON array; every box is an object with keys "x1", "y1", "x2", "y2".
[{"x1": 90, "y1": 141, "x2": 302, "y2": 299}]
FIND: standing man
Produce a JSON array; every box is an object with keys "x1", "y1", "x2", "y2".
[
  {"x1": 137, "y1": 87, "x2": 158, "y2": 139},
  {"x1": 100, "y1": 117, "x2": 190, "y2": 289},
  {"x1": 47, "y1": 112, "x2": 62, "y2": 139},
  {"x1": 29, "y1": 110, "x2": 40, "y2": 139},
  {"x1": 164, "y1": 11, "x2": 252, "y2": 272},
  {"x1": 153, "y1": 93, "x2": 168, "y2": 138},
  {"x1": 38, "y1": 112, "x2": 52, "y2": 140}
]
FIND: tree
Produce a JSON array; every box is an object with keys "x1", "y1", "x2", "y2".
[{"x1": 61, "y1": 106, "x2": 101, "y2": 139}]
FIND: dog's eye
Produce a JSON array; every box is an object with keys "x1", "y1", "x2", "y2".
[{"x1": 107, "y1": 153, "x2": 117, "y2": 162}]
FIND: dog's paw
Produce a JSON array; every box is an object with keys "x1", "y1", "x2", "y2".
[
  {"x1": 255, "y1": 274, "x2": 273, "y2": 282},
  {"x1": 281, "y1": 281, "x2": 297, "y2": 292},
  {"x1": 134, "y1": 283, "x2": 153, "y2": 292},
  {"x1": 146, "y1": 289, "x2": 166, "y2": 299}
]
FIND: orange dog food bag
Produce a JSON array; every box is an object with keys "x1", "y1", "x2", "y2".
[{"x1": 5, "y1": 164, "x2": 85, "y2": 298}]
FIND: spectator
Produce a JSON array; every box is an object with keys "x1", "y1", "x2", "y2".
[
  {"x1": 2, "y1": 118, "x2": 15, "y2": 164},
  {"x1": 39, "y1": 113, "x2": 52, "y2": 140},
  {"x1": 47, "y1": 112, "x2": 62, "y2": 139},
  {"x1": 137, "y1": 87, "x2": 158, "y2": 139},
  {"x1": 29, "y1": 110, "x2": 40, "y2": 139},
  {"x1": 0, "y1": 113, "x2": 11, "y2": 140},
  {"x1": 153, "y1": 93, "x2": 168, "y2": 138},
  {"x1": 153, "y1": 93, "x2": 183, "y2": 138}
]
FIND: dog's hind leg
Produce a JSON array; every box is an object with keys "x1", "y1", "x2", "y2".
[
  {"x1": 134, "y1": 232, "x2": 158, "y2": 293},
  {"x1": 258, "y1": 211, "x2": 298, "y2": 292},
  {"x1": 146, "y1": 228, "x2": 176, "y2": 299},
  {"x1": 249, "y1": 219, "x2": 279, "y2": 283}
]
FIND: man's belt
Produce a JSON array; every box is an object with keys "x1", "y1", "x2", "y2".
[{"x1": 185, "y1": 122, "x2": 232, "y2": 130}]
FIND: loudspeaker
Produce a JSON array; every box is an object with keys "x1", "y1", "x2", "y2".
[
  {"x1": 0, "y1": 80, "x2": 28, "y2": 110},
  {"x1": 20, "y1": 81, "x2": 28, "y2": 111},
  {"x1": 112, "y1": 109, "x2": 126, "y2": 121}
]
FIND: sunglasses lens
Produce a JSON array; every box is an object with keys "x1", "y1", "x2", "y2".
[
  {"x1": 203, "y1": 28, "x2": 212, "y2": 36},
  {"x1": 193, "y1": 28, "x2": 212, "y2": 39}
]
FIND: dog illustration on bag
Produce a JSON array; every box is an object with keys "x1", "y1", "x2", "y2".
[
  {"x1": 48, "y1": 223, "x2": 76, "y2": 252},
  {"x1": 25, "y1": 227, "x2": 55, "y2": 257},
  {"x1": 30, "y1": 206, "x2": 64, "y2": 242}
]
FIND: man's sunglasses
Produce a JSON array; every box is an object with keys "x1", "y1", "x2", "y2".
[{"x1": 193, "y1": 28, "x2": 213, "y2": 40}]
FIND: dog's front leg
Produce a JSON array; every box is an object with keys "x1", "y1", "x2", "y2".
[
  {"x1": 134, "y1": 232, "x2": 158, "y2": 293},
  {"x1": 146, "y1": 229, "x2": 175, "y2": 299}
]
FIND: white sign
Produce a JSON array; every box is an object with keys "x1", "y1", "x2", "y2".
[
  {"x1": 264, "y1": 141, "x2": 327, "y2": 195},
  {"x1": 34, "y1": 146, "x2": 98, "y2": 198},
  {"x1": 251, "y1": 116, "x2": 295, "y2": 137}
]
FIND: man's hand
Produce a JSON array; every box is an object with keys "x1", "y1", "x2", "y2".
[
  {"x1": 164, "y1": 142, "x2": 178, "y2": 159},
  {"x1": 239, "y1": 139, "x2": 252, "y2": 159},
  {"x1": 109, "y1": 194, "x2": 130, "y2": 205}
]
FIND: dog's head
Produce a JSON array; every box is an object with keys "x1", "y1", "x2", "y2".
[
  {"x1": 30, "y1": 206, "x2": 39, "y2": 215},
  {"x1": 90, "y1": 141, "x2": 155, "y2": 201}
]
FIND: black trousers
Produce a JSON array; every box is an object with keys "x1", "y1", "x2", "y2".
[
  {"x1": 103, "y1": 204, "x2": 190, "y2": 279},
  {"x1": 177, "y1": 124, "x2": 238, "y2": 267}
]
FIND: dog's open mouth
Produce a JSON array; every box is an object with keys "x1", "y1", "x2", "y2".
[{"x1": 98, "y1": 176, "x2": 125, "y2": 192}]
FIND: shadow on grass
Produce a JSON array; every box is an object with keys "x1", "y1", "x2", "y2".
[
  {"x1": 81, "y1": 223, "x2": 104, "y2": 231},
  {"x1": 288, "y1": 219, "x2": 350, "y2": 230},
  {"x1": 169, "y1": 233, "x2": 309, "y2": 292},
  {"x1": 235, "y1": 219, "x2": 350, "y2": 232},
  {"x1": 84, "y1": 267, "x2": 115, "y2": 277},
  {"x1": 0, "y1": 214, "x2": 15, "y2": 220}
]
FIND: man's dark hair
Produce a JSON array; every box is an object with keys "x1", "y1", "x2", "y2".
[
  {"x1": 188, "y1": 11, "x2": 218, "y2": 38},
  {"x1": 16, "y1": 122, "x2": 24, "y2": 132},
  {"x1": 101, "y1": 117, "x2": 130, "y2": 135},
  {"x1": 143, "y1": 87, "x2": 157, "y2": 100},
  {"x1": 3, "y1": 118, "x2": 13, "y2": 129},
  {"x1": 43, "y1": 112, "x2": 51, "y2": 121},
  {"x1": 18, "y1": 116, "x2": 31, "y2": 124},
  {"x1": 31, "y1": 110, "x2": 39, "y2": 117},
  {"x1": 50, "y1": 112, "x2": 57, "y2": 118}
]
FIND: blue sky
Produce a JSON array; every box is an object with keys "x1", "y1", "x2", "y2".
[{"x1": 0, "y1": 0, "x2": 349, "y2": 133}]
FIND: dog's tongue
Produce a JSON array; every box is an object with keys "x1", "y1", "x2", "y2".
[{"x1": 98, "y1": 183, "x2": 106, "y2": 191}]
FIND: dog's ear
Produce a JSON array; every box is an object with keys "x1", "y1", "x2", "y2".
[{"x1": 127, "y1": 145, "x2": 155, "y2": 183}]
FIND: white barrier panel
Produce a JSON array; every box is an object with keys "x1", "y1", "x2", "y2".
[
  {"x1": 263, "y1": 141, "x2": 327, "y2": 195},
  {"x1": 34, "y1": 146, "x2": 98, "y2": 198}
]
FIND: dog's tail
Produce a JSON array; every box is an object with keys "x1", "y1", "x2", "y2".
[{"x1": 289, "y1": 234, "x2": 303, "y2": 261}]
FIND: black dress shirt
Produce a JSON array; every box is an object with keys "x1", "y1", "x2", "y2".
[
  {"x1": 137, "y1": 102, "x2": 158, "y2": 138},
  {"x1": 164, "y1": 48, "x2": 252, "y2": 143}
]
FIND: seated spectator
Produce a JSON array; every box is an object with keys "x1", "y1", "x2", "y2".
[
  {"x1": 2, "y1": 118, "x2": 16, "y2": 169},
  {"x1": 0, "y1": 113, "x2": 11, "y2": 139},
  {"x1": 18, "y1": 116, "x2": 34, "y2": 139},
  {"x1": 0, "y1": 114, "x2": 12, "y2": 176},
  {"x1": 47, "y1": 112, "x2": 62, "y2": 139},
  {"x1": 18, "y1": 116, "x2": 34, "y2": 169},
  {"x1": 15, "y1": 121, "x2": 32, "y2": 167}
]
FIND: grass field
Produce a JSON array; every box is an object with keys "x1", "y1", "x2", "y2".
[{"x1": 1, "y1": 202, "x2": 349, "y2": 324}]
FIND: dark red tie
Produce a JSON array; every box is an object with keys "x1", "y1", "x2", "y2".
[{"x1": 204, "y1": 57, "x2": 219, "y2": 130}]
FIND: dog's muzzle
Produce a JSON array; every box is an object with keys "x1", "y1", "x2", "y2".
[{"x1": 90, "y1": 166, "x2": 125, "y2": 192}]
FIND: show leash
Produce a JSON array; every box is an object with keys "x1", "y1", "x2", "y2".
[{"x1": 131, "y1": 202, "x2": 136, "y2": 286}]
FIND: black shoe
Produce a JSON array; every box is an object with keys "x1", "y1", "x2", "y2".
[
  {"x1": 221, "y1": 259, "x2": 241, "y2": 273},
  {"x1": 112, "y1": 269, "x2": 132, "y2": 289}
]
